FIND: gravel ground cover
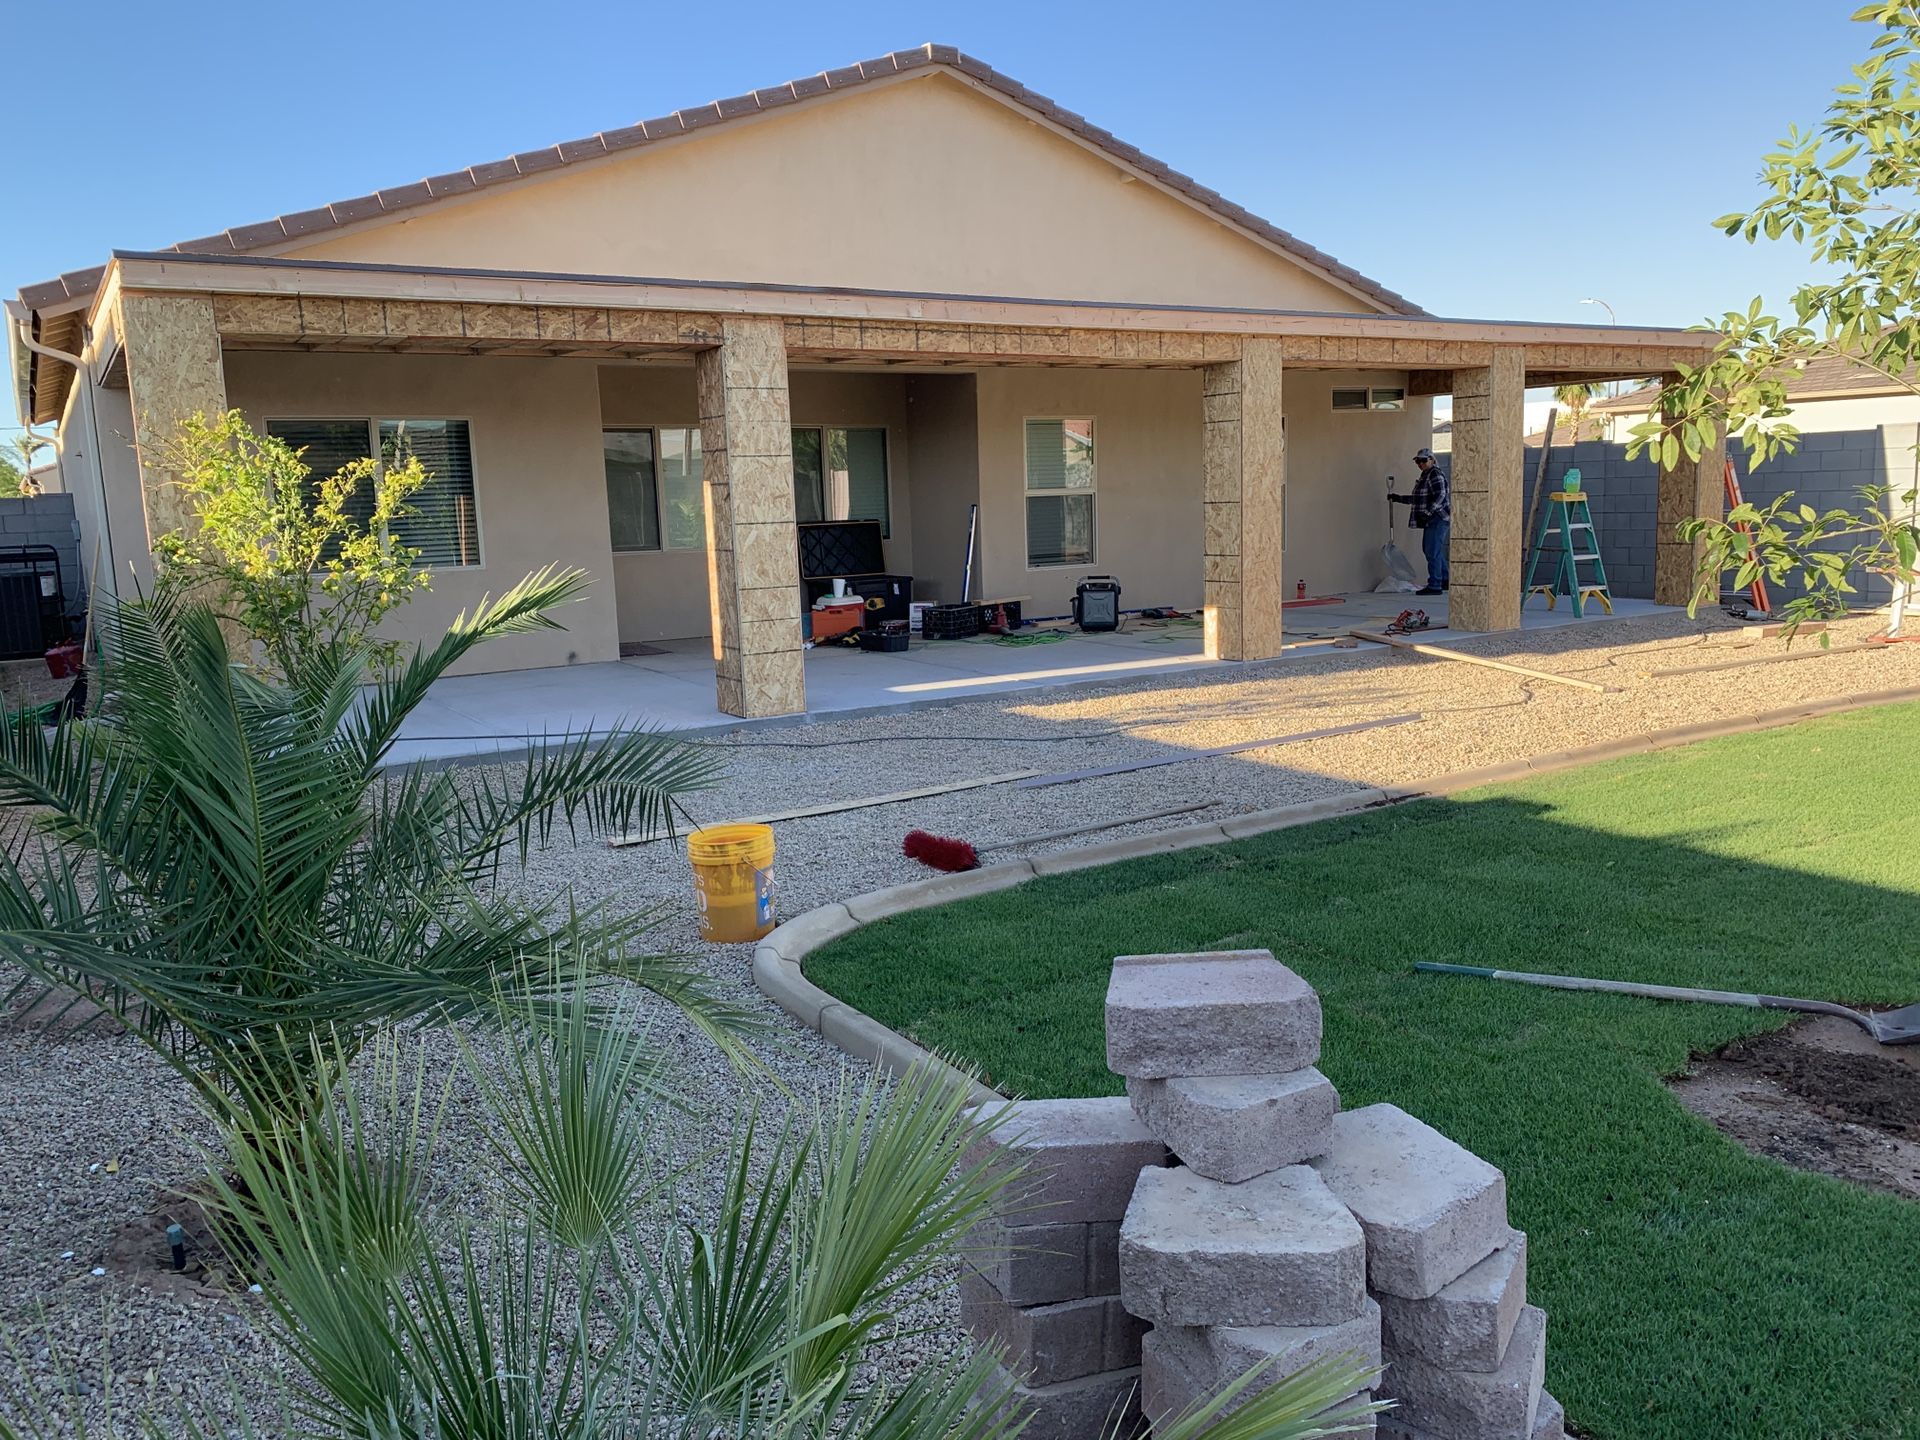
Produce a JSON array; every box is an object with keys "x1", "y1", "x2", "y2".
[{"x1": 4, "y1": 608, "x2": 1919, "y2": 1431}]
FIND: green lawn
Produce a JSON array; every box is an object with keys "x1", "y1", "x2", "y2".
[{"x1": 807, "y1": 701, "x2": 1920, "y2": 1440}]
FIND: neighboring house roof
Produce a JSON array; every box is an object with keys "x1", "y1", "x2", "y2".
[
  {"x1": 1524, "y1": 354, "x2": 1916, "y2": 445},
  {"x1": 16, "y1": 44, "x2": 1422, "y2": 319}
]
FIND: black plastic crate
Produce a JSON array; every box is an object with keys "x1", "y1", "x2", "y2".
[
  {"x1": 856, "y1": 628, "x2": 910, "y2": 653},
  {"x1": 922, "y1": 603, "x2": 983, "y2": 640}
]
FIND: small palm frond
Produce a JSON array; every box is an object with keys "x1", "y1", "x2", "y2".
[
  {"x1": 787, "y1": 1062, "x2": 1018, "y2": 1399},
  {"x1": 630, "y1": 1113, "x2": 804, "y2": 1419},
  {"x1": 472, "y1": 986, "x2": 675, "y2": 1254},
  {"x1": 343, "y1": 566, "x2": 596, "y2": 773},
  {"x1": 1151, "y1": 1354, "x2": 1386, "y2": 1440}
]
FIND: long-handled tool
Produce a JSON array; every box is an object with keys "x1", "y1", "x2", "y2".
[
  {"x1": 1381, "y1": 479, "x2": 1418, "y2": 587},
  {"x1": 1415, "y1": 962, "x2": 1920, "y2": 1045}
]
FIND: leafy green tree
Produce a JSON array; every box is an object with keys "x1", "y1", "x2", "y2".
[
  {"x1": 1628, "y1": 1, "x2": 1920, "y2": 632},
  {"x1": 0, "y1": 570, "x2": 745, "y2": 1137},
  {"x1": 1552, "y1": 381, "x2": 1605, "y2": 443},
  {"x1": 156, "y1": 411, "x2": 434, "y2": 677},
  {"x1": 0, "y1": 432, "x2": 51, "y2": 497}
]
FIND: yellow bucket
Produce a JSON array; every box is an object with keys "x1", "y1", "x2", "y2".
[{"x1": 688, "y1": 823, "x2": 777, "y2": 943}]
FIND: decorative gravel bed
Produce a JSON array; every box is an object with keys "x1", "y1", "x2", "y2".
[{"x1": 5, "y1": 608, "x2": 1920, "y2": 1431}]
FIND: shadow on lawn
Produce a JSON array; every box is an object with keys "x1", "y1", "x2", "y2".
[{"x1": 809, "y1": 784, "x2": 1920, "y2": 1440}]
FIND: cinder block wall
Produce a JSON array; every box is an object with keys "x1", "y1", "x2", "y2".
[
  {"x1": 1524, "y1": 424, "x2": 1905, "y2": 605},
  {"x1": 0, "y1": 495, "x2": 86, "y2": 619}
]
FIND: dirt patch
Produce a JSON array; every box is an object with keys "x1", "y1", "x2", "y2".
[
  {"x1": 104, "y1": 1189, "x2": 241, "y2": 1303},
  {"x1": 1670, "y1": 1017, "x2": 1920, "y2": 1201}
]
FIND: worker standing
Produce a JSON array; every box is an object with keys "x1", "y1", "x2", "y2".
[{"x1": 1391, "y1": 447, "x2": 1451, "y2": 596}]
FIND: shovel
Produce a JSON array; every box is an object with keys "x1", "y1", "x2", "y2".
[
  {"x1": 1382, "y1": 480, "x2": 1418, "y2": 586},
  {"x1": 1414, "y1": 963, "x2": 1920, "y2": 1045}
]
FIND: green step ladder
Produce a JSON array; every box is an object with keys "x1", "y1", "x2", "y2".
[{"x1": 1524, "y1": 468, "x2": 1613, "y2": 617}]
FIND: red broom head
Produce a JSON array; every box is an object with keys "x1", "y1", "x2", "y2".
[{"x1": 902, "y1": 829, "x2": 979, "y2": 873}]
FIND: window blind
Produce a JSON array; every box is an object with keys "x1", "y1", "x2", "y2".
[
  {"x1": 603, "y1": 430, "x2": 660, "y2": 552},
  {"x1": 267, "y1": 419, "x2": 377, "y2": 524},
  {"x1": 381, "y1": 420, "x2": 479, "y2": 567},
  {"x1": 1024, "y1": 418, "x2": 1095, "y2": 566}
]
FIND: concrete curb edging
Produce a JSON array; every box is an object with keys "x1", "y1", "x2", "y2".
[{"x1": 751, "y1": 683, "x2": 1920, "y2": 1100}]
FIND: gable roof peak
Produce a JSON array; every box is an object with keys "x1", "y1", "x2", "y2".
[{"x1": 17, "y1": 44, "x2": 1420, "y2": 316}]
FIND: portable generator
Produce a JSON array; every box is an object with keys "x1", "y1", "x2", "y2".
[{"x1": 1072, "y1": 575, "x2": 1123, "y2": 632}]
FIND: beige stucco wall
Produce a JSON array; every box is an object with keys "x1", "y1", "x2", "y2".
[
  {"x1": 1283, "y1": 372, "x2": 1437, "y2": 596},
  {"x1": 904, "y1": 374, "x2": 980, "y2": 604},
  {"x1": 223, "y1": 350, "x2": 619, "y2": 674},
  {"x1": 966, "y1": 367, "x2": 1432, "y2": 617},
  {"x1": 280, "y1": 73, "x2": 1380, "y2": 314},
  {"x1": 596, "y1": 363, "x2": 913, "y2": 643}
]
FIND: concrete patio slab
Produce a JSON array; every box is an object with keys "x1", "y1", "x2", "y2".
[{"x1": 384, "y1": 592, "x2": 1676, "y2": 765}]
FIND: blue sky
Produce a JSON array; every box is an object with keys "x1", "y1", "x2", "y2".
[{"x1": 6, "y1": 0, "x2": 1870, "y2": 440}]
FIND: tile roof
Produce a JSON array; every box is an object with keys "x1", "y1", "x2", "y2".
[{"x1": 17, "y1": 44, "x2": 1421, "y2": 317}]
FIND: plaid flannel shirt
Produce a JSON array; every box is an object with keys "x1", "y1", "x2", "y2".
[{"x1": 1407, "y1": 466, "x2": 1451, "y2": 528}]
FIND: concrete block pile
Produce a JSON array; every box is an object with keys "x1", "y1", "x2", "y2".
[
  {"x1": 960, "y1": 1096, "x2": 1170, "y2": 1439},
  {"x1": 958, "y1": 949, "x2": 1563, "y2": 1439}
]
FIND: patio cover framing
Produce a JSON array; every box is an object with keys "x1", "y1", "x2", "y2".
[{"x1": 65, "y1": 251, "x2": 1721, "y2": 718}]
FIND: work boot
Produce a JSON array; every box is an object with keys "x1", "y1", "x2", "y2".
[{"x1": 1416, "y1": 585, "x2": 1443, "y2": 596}]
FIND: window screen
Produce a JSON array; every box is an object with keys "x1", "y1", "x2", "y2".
[
  {"x1": 1024, "y1": 418, "x2": 1095, "y2": 567},
  {"x1": 604, "y1": 430, "x2": 660, "y2": 552},
  {"x1": 1331, "y1": 388, "x2": 1370, "y2": 411}
]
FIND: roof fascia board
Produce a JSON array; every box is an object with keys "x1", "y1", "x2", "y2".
[{"x1": 108, "y1": 252, "x2": 1715, "y2": 353}]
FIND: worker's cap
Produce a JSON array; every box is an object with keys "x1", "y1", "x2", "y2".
[{"x1": 1413, "y1": 447, "x2": 1435, "y2": 461}]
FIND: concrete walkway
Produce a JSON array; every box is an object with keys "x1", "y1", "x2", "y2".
[{"x1": 387, "y1": 591, "x2": 1674, "y2": 765}]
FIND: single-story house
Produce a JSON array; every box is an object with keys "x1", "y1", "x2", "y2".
[
  {"x1": 8, "y1": 44, "x2": 1718, "y2": 718},
  {"x1": 1528, "y1": 355, "x2": 1920, "y2": 446}
]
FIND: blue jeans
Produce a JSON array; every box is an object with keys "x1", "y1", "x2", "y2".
[{"x1": 1421, "y1": 519, "x2": 1451, "y2": 588}]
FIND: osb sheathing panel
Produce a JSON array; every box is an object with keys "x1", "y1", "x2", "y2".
[
  {"x1": 1200, "y1": 339, "x2": 1285, "y2": 661},
  {"x1": 119, "y1": 292, "x2": 228, "y2": 541},
  {"x1": 1654, "y1": 399, "x2": 1725, "y2": 606},
  {"x1": 1448, "y1": 347, "x2": 1525, "y2": 632}
]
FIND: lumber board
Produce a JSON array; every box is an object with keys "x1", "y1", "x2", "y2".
[
  {"x1": 1348, "y1": 630, "x2": 1619, "y2": 693},
  {"x1": 606, "y1": 769, "x2": 1042, "y2": 846}
]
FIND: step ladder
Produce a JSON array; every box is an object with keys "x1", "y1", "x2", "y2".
[{"x1": 1524, "y1": 468, "x2": 1613, "y2": 617}]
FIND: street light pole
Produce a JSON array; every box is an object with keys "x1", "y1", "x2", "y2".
[{"x1": 1580, "y1": 298, "x2": 1620, "y2": 397}]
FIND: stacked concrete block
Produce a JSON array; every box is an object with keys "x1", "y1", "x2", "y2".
[
  {"x1": 1102, "y1": 953, "x2": 1564, "y2": 1437},
  {"x1": 1107, "y1": 951, "x2": 1385, "y2": 1433},
  {"x1": 960, "y1": 1096, "x2": 1169, "y2": 1440},
  {"x1": 1313, "y1": 1105, "x2": 1559, "y2": 1440}
]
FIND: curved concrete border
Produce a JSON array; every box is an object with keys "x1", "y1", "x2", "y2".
[{"x1": 753, "y1": 683, "x2": 1920, "y2": 1100}]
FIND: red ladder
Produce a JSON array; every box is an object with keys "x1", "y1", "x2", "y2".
[{"x1": 1723, "y1": 456, "x2": 1771, "y2": 615}]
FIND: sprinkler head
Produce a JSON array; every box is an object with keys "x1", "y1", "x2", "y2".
[{"x1": 166, "y1": 1222, "x2": 186, "y2": 1272}]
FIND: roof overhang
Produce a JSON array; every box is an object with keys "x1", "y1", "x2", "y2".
[{"x1": 102, "y1": 250, "x2": 1716, "y2": 381}]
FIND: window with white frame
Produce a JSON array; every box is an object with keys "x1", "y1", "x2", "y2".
[
  {"x1": 267, "y1": 417, "x2": 480, "y2": 566},
  {"x1": 792, "y1": 426, "x2": 890, "y2": 535},
  {"x1": 1024, "y1": 417, "x2": 1095, "y2": 567},
  {"x1": 603, "y1": 426, "x2": 704, "y2": 552},
  {"x1": 1332, "y1": 387, "x2": 1406, "y2": 412}
]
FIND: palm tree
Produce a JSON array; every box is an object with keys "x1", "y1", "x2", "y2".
[
  {"x1": 1553, "y1": 382, "x2": 1606, "y2": 444},
  {"x1": 0, "y1": 567, "x2": 750, "y2": 1135},
  {"x1": 179, "y1": 1027, "x2": 1383, "y2": 1440}
]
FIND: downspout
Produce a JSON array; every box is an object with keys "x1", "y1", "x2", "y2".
[{"x1": 6, "y1": 298, "x2": 119, "y2": 600}]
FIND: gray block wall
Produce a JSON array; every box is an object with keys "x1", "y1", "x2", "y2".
[
  {"x1": 0, "y1": 495, "x2": 86, "y2": 619},
  {"x1": 1524, "y1": 425, "x2": 1906, "y2": 605}
]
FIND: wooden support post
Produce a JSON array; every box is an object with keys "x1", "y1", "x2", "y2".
[
  {"x1": 118, "y1": 291, "x2": 228, "y2": 552},
  {"x1": 1202, "y1": 338, "x2": 1284, "y2": 661},
  {"x1": 1449, "y1": 347, "x2": 1525, "y2": 631},
  {"x1": 698, "y1": 317, "x2": 805, "y2": 719},
  {"x1": 1654, "y1": 390, "x2": 1725, "y2": 607}
]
